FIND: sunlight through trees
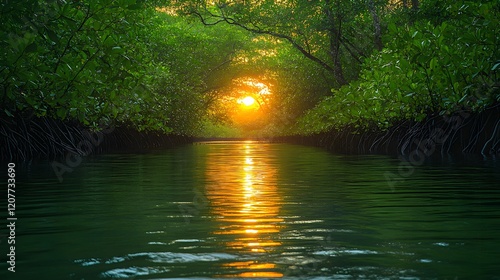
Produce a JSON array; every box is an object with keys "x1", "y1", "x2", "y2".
[{"x1": 1, "y1": 0, "x2": 498, "y2": 139}]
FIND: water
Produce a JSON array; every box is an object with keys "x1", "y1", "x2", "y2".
[{"x1": 1, "y1": 141, "x2": 500, "y2": 279}]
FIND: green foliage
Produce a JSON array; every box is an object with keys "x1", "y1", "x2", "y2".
[
  {"x1": 175, "y1": 0, "x2": 383, "y2": 86},
  {"x1": 2, "y1": 1, "x2": 165, "y2": 128},
  {"x1": 3, "y1": 0, "x2": 498, "y2": 140},
  {"x1": 196, "y1": 119, "x2": 242, "y2": 138},
  {"x1": 296, "y1": 1, "x2": 499, "y2": 134},
  {"x1": 0, "y1": 1, "x2": 253, "y2": 135}
]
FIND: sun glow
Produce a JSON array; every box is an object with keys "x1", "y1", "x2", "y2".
[{"x1": 239, "y1": 96, "x2": 256, "y2": 107}]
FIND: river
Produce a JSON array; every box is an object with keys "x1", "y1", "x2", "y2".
[{"x1": 2, "y1": 141, "x2": 500, "y2": 279}]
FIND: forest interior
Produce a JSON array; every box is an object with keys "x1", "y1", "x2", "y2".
[{"x1": 1, "y1": 0, "x2": 499, "y2": 159}]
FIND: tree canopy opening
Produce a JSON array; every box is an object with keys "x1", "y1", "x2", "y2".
[{"x1": 1, "y1": 0, "x2": 498, "y2": 140}]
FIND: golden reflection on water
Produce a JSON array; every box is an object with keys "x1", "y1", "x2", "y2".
[{"x1": 204, "y1": 141, "x2": 284, "y2": 278}]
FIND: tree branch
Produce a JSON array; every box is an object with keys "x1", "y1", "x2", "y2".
[{"x1": 187, "y1": 9, "x2": 338, "y2": 77}]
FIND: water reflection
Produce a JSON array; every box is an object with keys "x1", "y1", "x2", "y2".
[
  {"x1": 204, "y1": 141, "x2": 284, "y2": 277},
  {"x1": 11, "y1": 142, "x2": 500, "y2": 279}
]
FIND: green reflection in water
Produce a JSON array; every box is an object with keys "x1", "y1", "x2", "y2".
[{"x1": 2, "y1": 142, "x2": 500, "y2": 279}]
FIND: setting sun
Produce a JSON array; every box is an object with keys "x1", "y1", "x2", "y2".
[{"x1": 239, "y1": 96, "x2": 256, "y2": 106}]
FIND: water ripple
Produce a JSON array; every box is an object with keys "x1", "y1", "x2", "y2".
[{"x1": 100, "y1": 266, "x2": 170, "y2": 278}]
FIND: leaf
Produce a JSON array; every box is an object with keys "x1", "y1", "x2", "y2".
[
  {"x1": 111, "y1": 46, "x2": 124, "y2": 53},
  {"x1": 429, "y1": 57, "x2": 437, "y2": 70},
  {"x1": 46, "y1": 28, "x2": 59, "y2": 43},
  {"x1": 111, "y1": 106, "x2": 118, "y2": 118},
  {"x1": 56, "y1": 108, "x2": 67, "y2": 119},
  {"x1": 492, "y1": 62, "x2": 500, "y2": 71},
  {"x1": 4, "y1": 109, "x2": 14, "y2": 117},
  {"x1": 458, "y1": 94, "x2": 468, "y2": 103},
  {"x1": 25, "y1": 43, "x2": 37, "y2": 53},
  {"x1": 388, "y1": 23, "x2": 397, "y2": 34}
]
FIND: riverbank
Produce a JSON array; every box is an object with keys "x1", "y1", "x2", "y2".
[
  {"x1": 0, "y1": 116, "x2": 193, "y2": 161},
  {"x1": 273, "y1": 105, "x2": 500, "y2": 157},
  {"x1": 2, "y1": 105, "x2": 499, "y2": 161}
]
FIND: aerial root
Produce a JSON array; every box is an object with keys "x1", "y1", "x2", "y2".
[{"x1": 481, "y1": 118, "x2": 500, "y2": 156}]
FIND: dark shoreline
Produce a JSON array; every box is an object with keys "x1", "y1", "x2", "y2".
[
  {"x1": 2, "y1": 106, "x2": 499, "y2": 161},
  {"x1": 273, "y1": 105, "x2": 500, "y2": 157},
  {"x1": 0, "y1": 118, "x2": 193, "y2": 161}
]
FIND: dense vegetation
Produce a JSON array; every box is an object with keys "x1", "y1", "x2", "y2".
[
  {"x1": 1, "y1": 0, "x2": 499, "y2": 149},
  {"x1": 1, "y1": 0, "x2": 245, "y2": 135},
  {"x1": 296, "y1": 0, "x2": 500, "y2": 134}
]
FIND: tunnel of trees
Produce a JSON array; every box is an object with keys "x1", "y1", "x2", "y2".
[{"x1": 1, "y1": 0, "x2": 499, "y2": 160}]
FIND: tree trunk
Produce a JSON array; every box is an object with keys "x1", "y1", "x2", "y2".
[
  {"x1": 368, "y1": 0, "x2": 383, "y2": 51},
  {"x1": 402, "y1": 0, "x2": 408, "y2": 10},
  {"x1": 411, "y1": 0, "x2": 419, "y2": 12},
  {"x1": 324, "y1": 0, "x2": 347, "y2": 86}
]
